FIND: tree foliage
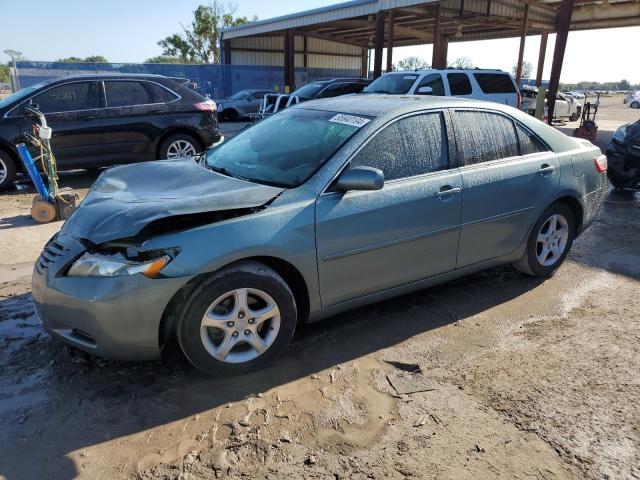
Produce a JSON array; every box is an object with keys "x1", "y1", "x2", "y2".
[
  {"x1": 144, "y1": 55, "x2": 188, "y2": 64},
  {"x1": 0, "y1": 64, "x2": 10, "y2": 83},
  {"x1": 512, "y1": 61, "x2": 533, "y2": 79},
  {"x1": 394, "y1": 56, "x2": 430, "y2": 71},
  {"x1": 56, "y1": 56, "x2": 109, "y2": 63},
  {"x1": 158, "y1": 2, "x2": 255, "y2": 64},
  {"x1": 560, "y1": 79, "x2": 640, "y2": 91},
  {"x1": 449, "y1": 56, "x2": 473, "y2": 69}
]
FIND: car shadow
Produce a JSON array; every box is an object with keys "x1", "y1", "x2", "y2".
[{"x1": 0, "y1": 265, "x2": 544, "y2": 480}]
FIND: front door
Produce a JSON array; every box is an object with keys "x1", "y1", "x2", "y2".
[
  {"x1": 21, "y1": 80, "x2": 102, "y2": 168},
  {"x1": 315, "y1": 112, "x2": 463, "y2": 307},
  {"x1": 451, "y1": 109, "x2": 560, "y2": 268}
]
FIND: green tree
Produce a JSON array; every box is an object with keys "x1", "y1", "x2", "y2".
[
  {"x1": 144, "y1": 55, "x2": 187, "y2": 64},
  {"x1": 57, "y1": 56, "x2": 109, "y2": 63},
  {"x1": 0, "y1": 64, "x2": 10, "y2": 83},
  {"x1": 394, "y1": 56, "x2": 430, "y2": 71},
  {"x1": 158, "y1": 1, "x2": 255, "y2": 64}
]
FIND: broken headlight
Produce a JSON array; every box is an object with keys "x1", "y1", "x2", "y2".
[{"x1": 67, "y1": 252, "x2": 171, "y2": 278}]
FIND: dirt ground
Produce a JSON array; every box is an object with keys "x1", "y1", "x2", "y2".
[{"x1": 0, "y1": 98, "x2": 639, "y2": 480}]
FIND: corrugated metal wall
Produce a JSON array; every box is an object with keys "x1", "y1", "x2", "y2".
[{"x1": 229, "y1": 36, "x2": 362, "y2": 71}]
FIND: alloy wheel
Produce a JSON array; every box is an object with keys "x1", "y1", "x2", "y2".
[
  {"x1": 0, "y1": 157, "x2": 7, "y2": 184},
  {"x1": 200, "y1": 288, "x2": 281, "y2": 364},
  {"x1": 166, "y1": 140, "x2": 197, "y2": 159},
  {"x1": 536, "y1": 213, "x2": 569, "y2": 267}
]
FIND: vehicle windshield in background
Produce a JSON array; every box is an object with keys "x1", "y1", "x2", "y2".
[
  {"x1": 292, "y1": 82, "x2": 324, "y2": 99},
  {"x1": 229, "y1": 90, "x2": 252, "y2": 100},
  {"x1": 206, "y1": 108, "x2": 368, "y2": 188},
  {"x1": 363, "y1": 73, "x2": 418, "y2": 94}
]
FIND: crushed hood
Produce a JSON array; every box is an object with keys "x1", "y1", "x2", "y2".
[{"x1": 61, "y1": 158, "x2": 284, "y2": 244}]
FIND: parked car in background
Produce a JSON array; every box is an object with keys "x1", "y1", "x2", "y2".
[
  {"x1": 363, "y1": 69, "x2": 520, "y2": 107},
  {"x1": 521, "y1": 87, "x2": 580, "y2": 122},
  {"x1": 256, "y1": 78, "x2": 371, "y2": 117},
  {"x1": 217, "y1": 89, "x2": 277, "y2": 121},
  {"x1": 0, "y1": 74, "x2": 220, "y2": 191},
  {"x1": 624, "y1": 91, "x2": 640, "y2": 108},
  {"x1": 32, "y1": 95, "x2": 607, "y2": 375}
]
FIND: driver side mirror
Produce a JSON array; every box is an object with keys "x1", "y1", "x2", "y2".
[
  {"x1": 416, "y1": 86, "x2": 434, "y2": 95},
  {"x1": 334, "y1": 166, "x2": 384, "y2": 192}
]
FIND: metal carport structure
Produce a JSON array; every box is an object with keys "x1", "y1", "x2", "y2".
[{"x1": 221, "y1": 0, "x2": 640, "y2": 121}]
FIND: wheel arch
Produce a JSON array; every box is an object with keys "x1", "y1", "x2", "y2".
[
  {"x1": 0, "y1": 141, "x2": 24, "y2": 174},
  {"x1": 549, "y1": 194, "x2": 584, "y2": 234},
  {"x1": 158, "y1": 256, "x2": 311, "y2": 352},
  {"x1": 155, "y1": 127, "x2": 206, "y2": 158}
]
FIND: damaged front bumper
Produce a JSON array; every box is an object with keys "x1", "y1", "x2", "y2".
[{"x1": 32, "y1": 233, "x2": 191, "y2": 361}]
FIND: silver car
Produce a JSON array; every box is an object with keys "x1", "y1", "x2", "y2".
[
  {"x1": 217, "y1": 89, "x2": 276, "y2": 121},
  {"x1": 32, "y1": 95, "x2": 608, "y2": 375}
]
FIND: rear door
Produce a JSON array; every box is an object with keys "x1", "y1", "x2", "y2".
[
  {"x1": 315, "y1": 112, "x2": 463, "y2": 307},
  {"x1": 445, "y1": 73, "x2": 474, "y2": 99},
  {"x1": 97, "y1": 80, "x2": 179, "y2": 164},
  {"x1": 21, "y1": 80, "x2": 102, "y2": 168},
  {"x1": 451, "y1": 109, "x2": 559, "y2": 268},
  {"x1": 472, "y1": 73, "x2": 519, "y2": 106}
]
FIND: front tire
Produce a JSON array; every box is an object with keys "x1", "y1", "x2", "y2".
[
  {"x1": 159, "y1": 133, "x2": 201, "y2": 160},
  {"x1": 515, "y1": 203, "x2": 576, "y2": 277},
  {"x1": 176, "y1": 261, "x2": 297, "y2": 376},
  {"x1": 0, "y1": 150, "x2": 17, "y2": 192},
  {"x1": 631, "y1": 101, "x2": 640, "y2": 109}
]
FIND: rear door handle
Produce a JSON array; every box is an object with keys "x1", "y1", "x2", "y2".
[
  {"x1": 434, "y1": 186, "x2": 462, "y2": 197},
  {"x1": 539, "y1": 164, "x2": 556, "y2": 174}
]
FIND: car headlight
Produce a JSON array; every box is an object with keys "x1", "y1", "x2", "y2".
[
  {"x1": 67, "y1": 252, "x2": 171, "y2": 278},
  {"x1": 613, "y1": 124, "x2": 628, "y2": 143}
]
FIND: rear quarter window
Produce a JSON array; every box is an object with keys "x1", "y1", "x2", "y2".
[
  {"x1": 105, "y1": 81, "x2": 159, "y2": 107},
  {"x1": 473, "y1": 73, "x2": 517, "y2": 94},
  {"x1": 447, "y1": 73, "x2": 473, "y2": 96}
]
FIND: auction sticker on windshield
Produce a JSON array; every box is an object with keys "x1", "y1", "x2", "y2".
[{"x1": 329, "y1": 114, "x2": 371, "y2": 128}]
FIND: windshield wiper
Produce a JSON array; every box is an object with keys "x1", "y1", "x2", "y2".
[{"x1": 208, "y1": 165, "x2": 251, "y2": 182}]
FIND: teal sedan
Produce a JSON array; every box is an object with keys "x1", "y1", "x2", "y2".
[{"x1": 32, "y1": 95, "x2": 608, "y2": 375}]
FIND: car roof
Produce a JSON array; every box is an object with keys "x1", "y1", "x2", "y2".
[
  {"x1": 294, "y1": 94, "x2": 493, "y2": 117},
  {"x1": 36, "y1": 73, "x2": 176, "y2": 85},
  {"x1": 383, "y1": 69, "x2": 508, "y2": 75},
  {"x1": 312, "y1": 77, "x2": 370, "y2": 84}
]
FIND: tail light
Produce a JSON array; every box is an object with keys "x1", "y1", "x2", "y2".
[
  {"x1": 194, "y1": 100, "x2": 217, "y2": 112},
  {"x1": 594, "y1": 154, "x2": 608, "y2": 173}
]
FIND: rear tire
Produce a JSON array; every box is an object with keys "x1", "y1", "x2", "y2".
[
  {"x1": 0, "y1": 150, "x2": 17, "y2": 192},
  {"x1": 631, "y1": 101, "x2": 640, "y2": 109},
  {"x1": 159, "y1": 133, "x2": 202, "y2": 160},
  {"x1": 514, "y1": 203, "x2": 576, "y2": 278},
  {"x1": 222, "y1": 109, "x2": 240, "y2": 122},
  {"x1": 176, "y1": 261, "x2": 297, "y2": 376}
]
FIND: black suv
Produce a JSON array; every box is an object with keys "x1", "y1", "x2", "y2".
[
  {"x1": 0, "y1": 74, "x2": 221, "y2": 190},
  {"x1": 291, "y1": 77, "x2": 371, "y2": 101}
]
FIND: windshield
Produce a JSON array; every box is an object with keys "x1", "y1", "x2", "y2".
[
  {"x1": 206, "y1": 108, "x2": 368, "y2": 188},
  {"x1": 363, "y1": 73, "x2": 419, "y2": 94},
  {"x1": 229, "y1": 90, "x2": 251, "y2": 100},
  {"x1": 292, "y1": 82, "x2": 325, "y2": 99},
  {"x1": 0, "y1": 83, "x2": 44, "y2": 109}
]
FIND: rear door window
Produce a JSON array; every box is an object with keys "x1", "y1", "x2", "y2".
[
  {"x1": 515, "y1": 123, "x2": 549, "y2": 155},
  {"x1": 351, "y1": 112, "x2": 448, "y2": 180},
  {"x1": 318, "y1": 84, "x2": 344, "y2": 99},
  {"x1": 30, "y1": 81, "x2": 100, "y2": 113},
  {"x1": 341, "y1": 82, "x2": 367, "y2": 95},
  {"x1": 416, "y1": 74, "x2": 445, "y2": 95},
  {"x1": 453, "y1": 111, "x2": 519, "y2": 165},
  {"x1": 447, "y1": 73, "x2": 473, "y2": 96},
  {"x1": 105, "y1": 81, "x2": 154, "y2": 107},
  {"x1": 473, "y1": 73, "x2": 517, "y2": 94}
]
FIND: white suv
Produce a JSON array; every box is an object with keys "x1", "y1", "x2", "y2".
[{"x1": 363, "y1": 69, "x2": 520, "y2": 107}]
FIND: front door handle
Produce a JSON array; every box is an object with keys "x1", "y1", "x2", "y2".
[
  {"x1": 539, "y1": 164, "x2": 556, "y2": 174},
  {"x1": 434, "y1": 186, "x2": 462, "y2": 197}
]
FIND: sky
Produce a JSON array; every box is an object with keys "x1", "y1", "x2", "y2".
[{"x1": 1, "y1": 0, "x2": 638, "y2": 84}]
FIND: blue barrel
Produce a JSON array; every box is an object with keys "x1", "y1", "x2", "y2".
[{"x1": 16, "y1": 143, "x2": 50, "y2": 201}]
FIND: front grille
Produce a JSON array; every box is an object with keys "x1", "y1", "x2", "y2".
[{"x1": 36, "y1": 235, "x2": 68, "y2": 274}]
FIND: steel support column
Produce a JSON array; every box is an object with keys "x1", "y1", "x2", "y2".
[
  {"x1": 432, "y1": 4, "x2": 442, "y2": 68},
  {"x1": 373, "y1": 12, "x2": 385, "y2": 79},
  {"x1": 284, "y1": 29, "x2": 295, "y2": 93},
  {"x1": 386, "y1": 11, "x2": 395, "y2": 72},
  {"x1": 515, "y1": 4, "x2": 530, "y2": 86},
  {"x1": 535, "y1": 32, "x2": 548, "y2": 87},
  {"x1": 223, "y1": 40, "x2": 231, "y2": 65},
  {"x1": 547, "y1": 0, "x2": 574, "y2": 124},
  {"x1": 361, "y1": 47, "x2": 369, "y2": 78}
]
